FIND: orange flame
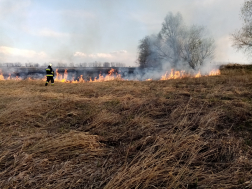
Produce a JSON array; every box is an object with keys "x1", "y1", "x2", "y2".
[
  {"x1": 84, "y1": 69, "x2": 122, "y2": 83},
  {"x1": 195, "y1": 71, "x2": 201, "y2": 78},
  {"x1": 63, "y1": 69, "x2": 68, "y2": 81},
  {"x1": 54, "y1": 69, "x2": 68, "y2": 82},
  {"x1": 15, "y1": 76, "x2": 21, "y2": 80},
  {"x1": 0, "y1": 70, "x2": 4, "y2": 80},
  {"x1": 161, "y1": 69, "x2": 186, "y2": 80},
  {"x1": 54, "y1": 69, "x2": 63, "y2": 81},
  {"x1": 79, "y1": 75, "x2": 85, "y2": 83},
  {"x1": 160, "y1": 69, "x2": 220, "y2": 80},
  {"x1": 209, "y1": 69, "x2": 221, "y2": 76}
]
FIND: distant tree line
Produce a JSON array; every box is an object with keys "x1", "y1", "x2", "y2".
[
  {"x1": 58, "y1": 62, "x2": 126, "y2": 68},
  {"x1": 0, "y1": 62, "x2": 126, "y2": 68},
  {"x1": 0, "y1": 63, "x2": 23, "y2": 67},
  {"x1": 137, "y1": 12, "x2": 215, "y2": 70},
  {"x1": 0, "y1": 63, "x2": 40, "y2": 67}
]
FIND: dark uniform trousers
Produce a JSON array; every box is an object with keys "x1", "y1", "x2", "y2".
[{"x1": 45, "y1": 76, "x2": 54, "y2": 86}]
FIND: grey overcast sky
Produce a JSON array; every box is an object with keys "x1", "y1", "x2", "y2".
[{"x1": 0, "y1": 0, "x2": 248, "y2": 66}]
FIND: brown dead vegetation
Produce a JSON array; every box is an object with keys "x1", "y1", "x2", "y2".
[{"x1": 0, "y1": 64, "x2": 252, "y2": 188}]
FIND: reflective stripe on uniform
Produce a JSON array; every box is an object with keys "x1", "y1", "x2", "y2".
[
  {"x1": 46, "y1": 81, "x2": 49, "y2": 83},
  {"x1": 46, "y1": 75, "x2": 53, "y2": 76}
]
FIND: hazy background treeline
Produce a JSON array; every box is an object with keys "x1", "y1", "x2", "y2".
[{"x1": 0, "y1": 62, "x2": 126, "y2": 68}]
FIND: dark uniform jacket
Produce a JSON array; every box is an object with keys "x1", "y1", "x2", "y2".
[{"x1": 46, "y1": 66, "x2": 54, "y2": 77}]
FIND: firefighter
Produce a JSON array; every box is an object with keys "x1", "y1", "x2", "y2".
[{"x1": 45, "y1": 64, "x2": 54, "y2": 86}]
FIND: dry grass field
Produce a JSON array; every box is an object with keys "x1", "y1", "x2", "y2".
[{"x1": 0, "y1": 64, "x2": 252, "y2": 188}]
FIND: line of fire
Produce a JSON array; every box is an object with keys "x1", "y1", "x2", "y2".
[{"x1": 0, "y1": 65, "x2": 221, "y2": 82}]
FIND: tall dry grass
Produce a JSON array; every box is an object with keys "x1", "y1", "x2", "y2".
[{"x1": 0, "y1": 64, "x2": 252, "y2": 188}]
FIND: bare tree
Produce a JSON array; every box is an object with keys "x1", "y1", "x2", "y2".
[
  {"x1": 180, "y1": 26, "x2": 215, "y2": 69},
  {"x1": 137, "y1": 12, "x2": 215, "y2": 70},
  {"x1": 137, "y1": 36, "x2": 152, "y2": 68},
  {"x1": 159, "y1": 13, "x2": 185, "y2": 68},
  {"x1": 138, "y1": 35, "x2": 166, "y2": 68},
  {"x1": 232, "y1": 0, "x2": 252, "y2": 57}
]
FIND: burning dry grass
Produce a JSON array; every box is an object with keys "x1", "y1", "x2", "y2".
[{"x1": 0, "y1": 64, "x2": 252, "y2": 188}]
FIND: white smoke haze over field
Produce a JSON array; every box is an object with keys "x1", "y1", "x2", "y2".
[{"x1": 0, "y1": 0, "x2": 249, "y2": 69}]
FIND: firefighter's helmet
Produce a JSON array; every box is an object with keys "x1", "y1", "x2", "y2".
[{"x1": 49, "y1": 63, "x2": 52, "y2": 67}]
